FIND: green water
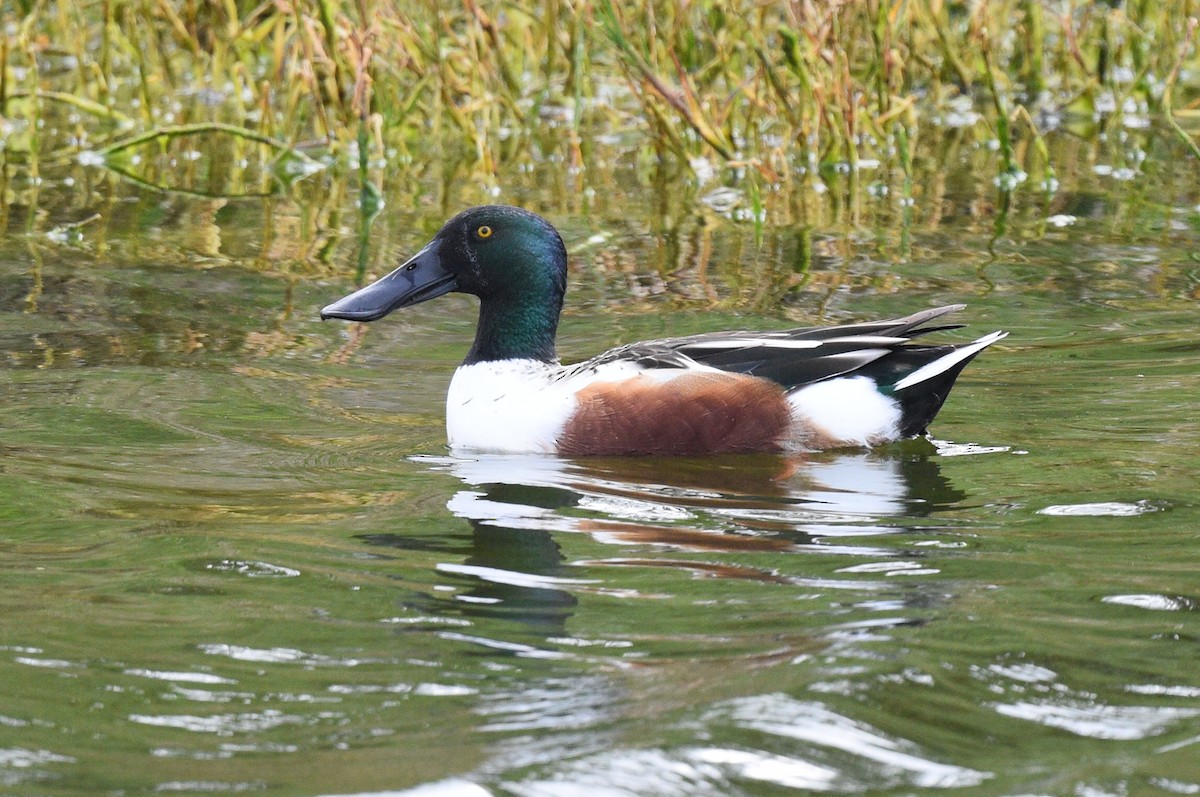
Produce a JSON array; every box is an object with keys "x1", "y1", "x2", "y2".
[{"x1": 2, "y1": 124, "x2": 1200, "y2": 796}]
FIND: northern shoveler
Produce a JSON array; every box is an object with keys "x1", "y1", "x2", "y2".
[{"x1": 321, "y1": 205, "x2": 1006, "y2": 456}]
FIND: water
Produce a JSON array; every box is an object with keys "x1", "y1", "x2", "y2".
[{"x1": 2, "y1": 125, "x2": 1200, "y2": 796}]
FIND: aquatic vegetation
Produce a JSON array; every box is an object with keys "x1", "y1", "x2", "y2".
[
  {"x1": 2, "y1": 0, "x2": 1200, "y2": 282},
  {"x1": 3, "y1": 1, "x2": 1198, "y2": 190}
]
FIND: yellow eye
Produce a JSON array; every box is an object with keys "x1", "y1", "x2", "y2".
[{"x1": 476, "y1": 225, "x2": 493, "y2": 239}]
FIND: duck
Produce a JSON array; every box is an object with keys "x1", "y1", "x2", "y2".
[{"x1": 321, "y1": 205, "x2": 1006, "y2": 457}]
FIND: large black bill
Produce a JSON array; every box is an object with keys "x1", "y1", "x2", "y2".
[{"x1": 320, "y1": 240, "x2": 457, "y2": 322}]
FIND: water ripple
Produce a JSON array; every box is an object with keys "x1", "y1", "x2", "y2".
[
  {"x1": 503, "y1": 747, "x2": 730, "y2": 797},
  {"x1": 0, "y1": 747, "x2": 76, "y2": 788},
  {"x1": 713, "y1": 693, "x2": 990, "y2": 788},
  {"x1": 13, "y1": 656, "x2": 78, "y2": 669},
  {"x1": 0, "y1": 747, "x2": 76, "y2": 768},
  {"x1": 436, "y1": 563, "x2": 599, "y2": 590},
  {"x1": 124, "y1": 669, "x2": 236, "y2": 684},
  {"x1": 171, "y1": 686, "x2": 256, "y2": 703},
  {"x1": 1102, "y1": 594, "x2": 1197, "y2": 611},
  {"x1": 1149, "y1": 778, "x2": 1200, "y2": 795},
  {"x1": 154, "y1": 780, "x2": 266, "y2": 793},
  {"x1": 992, "y1": 700, "x2": 1200, "y2": 740},
  {"x1": 320, "y1": 779, "x2": 494, "y2": 797},
  {"x1": 982, "y1": 660, "x2": 1200, "y2": 739},
  {"x1": 1126, "y1": 684, "x2": 1200, "y2": 698},
  {"x1": 128, "y1": 710, "x2": 307, "y2": 734},
  {"x1": 198, "y1": 644, "x2": 369, "y2": 666},
  {"x1": 836, "y1": 560, "x2": 939, "y2": 576},
  {"x1": 204, "y1": 559, "x2": 300, "y2": 578},
  {"x1": 476, "y1": 676, "x2": 619, "y2": 733},
  {"x1": 326, "y1": 683, "x2": 477, "y2": 697},
  {"x1": 436, "y1": 633, "x2": 567, "y2": 661},
  {"x1": 690, "y1": 747, "x2": 839, "y2": 790},
  {"x1": 1037, "y1": 500, "x2": 1161, "y2": 517}
]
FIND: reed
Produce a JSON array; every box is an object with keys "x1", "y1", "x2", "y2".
[{"x1": 2, "y1": 0, "x2": 1199, "y2": 201}]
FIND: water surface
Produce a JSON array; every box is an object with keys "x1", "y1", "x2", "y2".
[{"x1": 1, "y1": 123, "x2": 1199, "y2": 796}]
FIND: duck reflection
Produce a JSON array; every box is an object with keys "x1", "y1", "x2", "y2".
[
  {"x1": 436, "y1": 441, "x2": 965, "y2": 539},
  {"x1": 372, "y1": 444, "x2": 968, "y2": 635}
]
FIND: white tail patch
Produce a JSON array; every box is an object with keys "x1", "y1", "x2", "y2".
[
  {"x1": 892, "y1": 331, "x2": 1007, "y2": 391},
  {"x1": 787, "y1": 376, "x2": 902, "y2": 447}
]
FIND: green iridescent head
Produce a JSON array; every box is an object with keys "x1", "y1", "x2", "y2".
[{"x1": 322, "y1": 205, "x2": 568, "y2": 364}]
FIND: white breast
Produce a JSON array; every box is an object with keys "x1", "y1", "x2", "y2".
[{"x1": 444, "y1": 361, "x2": 569, "y2": 453}]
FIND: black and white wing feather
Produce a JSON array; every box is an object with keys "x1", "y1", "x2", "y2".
[{"x1": 574, "y1": 304, "x2": 972, "y2": 389}]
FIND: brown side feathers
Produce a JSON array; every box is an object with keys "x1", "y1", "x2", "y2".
[{"x1": 558, "y1": 372, "x2": 791, "y2": 456}]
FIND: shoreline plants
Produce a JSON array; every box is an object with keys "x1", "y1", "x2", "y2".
[{"x1": 2, "y1": 1, "x2": 1199, "y2": 204}]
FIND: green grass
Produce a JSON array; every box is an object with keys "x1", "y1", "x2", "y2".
[{"x1": 3, "y1": 1, "x2": 1200, "y2": 200}]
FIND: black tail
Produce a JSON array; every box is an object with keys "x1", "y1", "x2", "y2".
[{"x1": 861, "y1": 331, "x2": 1007, "y2": 437}]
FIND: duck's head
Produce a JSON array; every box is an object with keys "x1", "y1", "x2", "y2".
[{"x1": 321, "y1": 205, "x2": 568, "y2": 364}]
